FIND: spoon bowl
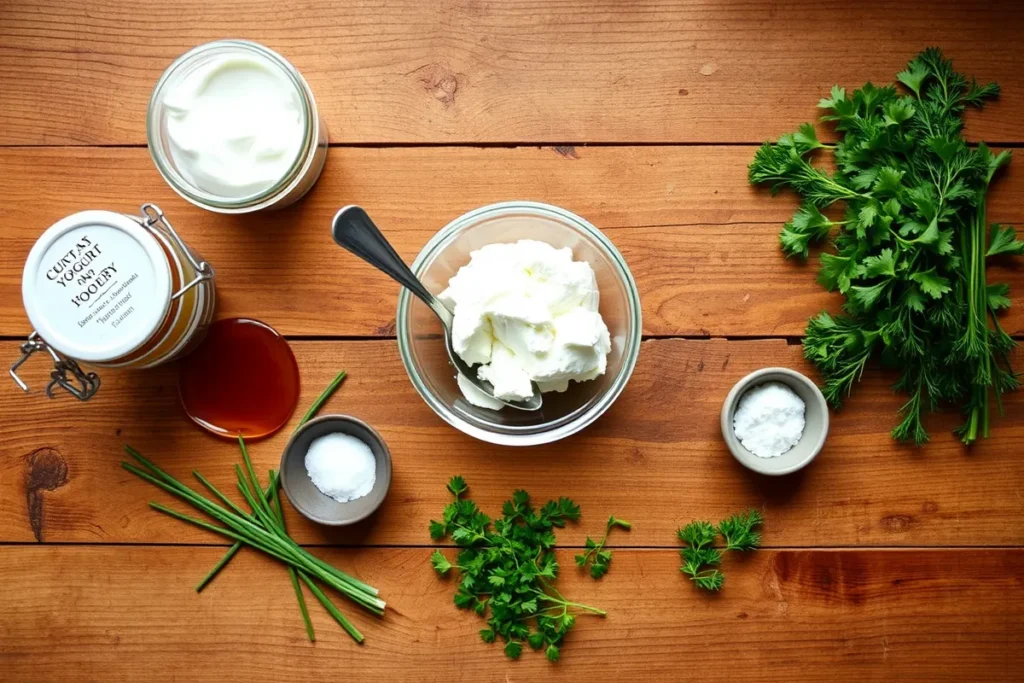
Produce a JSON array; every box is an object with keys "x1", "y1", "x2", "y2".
[{"x1": 331, "y1": 206, "x2": 542, "y2": 411}]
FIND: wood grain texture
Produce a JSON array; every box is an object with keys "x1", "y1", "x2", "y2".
[
  {"x1": 1, "y1": 545, "x2": 1021, "y2": 682},
  {"x1": 1, "y1": 0, "x2": 1023, "y2": 145},
  {"x1": 2, "y1": 146, "x2": 1022, "y2": 338},
  {"x1": 2, "y1": 339, "x2": 1022, "y2": 547}
]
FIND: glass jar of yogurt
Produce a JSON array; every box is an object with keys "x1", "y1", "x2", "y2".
[
  {"x1": 11, "y1": 204, "x2": 215, "y2": 400},
  {"x1": 147, "y1": 40, "x2": 328, "y2": 213}
]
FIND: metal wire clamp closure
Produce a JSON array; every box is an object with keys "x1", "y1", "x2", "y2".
[{"x1": 10, "y1": 332, "x2": 101, "y2": 401}]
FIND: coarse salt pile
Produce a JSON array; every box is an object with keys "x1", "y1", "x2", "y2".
[
  {"x1": 304, "y1": 432, "x2": 377, "y2": 503},
  {"x1": 732, "y1": 382, "x2": 806, "y2": 458}
]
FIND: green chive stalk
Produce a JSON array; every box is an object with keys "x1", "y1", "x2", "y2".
[{"x1": 268, "y1": 470, "x2": 316, "y2": 642}]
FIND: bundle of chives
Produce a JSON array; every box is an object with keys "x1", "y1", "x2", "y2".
[{"x1": 123, "y1": 370, "x2": 381, "y2": 643}]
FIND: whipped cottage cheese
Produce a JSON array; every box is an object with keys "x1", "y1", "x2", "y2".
[{"x1": 439, "y1": 240, "x2": 611, "y2": 408}]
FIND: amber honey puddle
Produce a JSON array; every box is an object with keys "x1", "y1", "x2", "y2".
[{"x1": 178, "y1": 318, "x2": 300, "y2": 438}]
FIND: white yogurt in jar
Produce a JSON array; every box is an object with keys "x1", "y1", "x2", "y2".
[
  {"x1": 148, "y1": 41, "x2": 328, "y2": 213},
  {"x1": 162, "y1": 54, "x2": 305, "y2": 199}
]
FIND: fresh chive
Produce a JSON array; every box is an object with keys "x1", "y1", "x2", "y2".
[
  {"x1": 238, "y1": 437, "x2": 276, "y2": 523},
  {"x1": 298, "y1": 370, "x2": 347, "y2": 428},
  {"x1": 193, "y1": 470, "x2": 250, "y2": 519},
  {"x1": 299, "y1": 572, "x2": 364, "y2": 643},
  {"x1": 194, "y1": 474, "x2": 282, "y2": 593},
  {"x1": 195, "y1": 542, "x2": 241, "y2": 592},
  {"x1": 269, "y1": 470, "x2": 315, "y2": 642}
]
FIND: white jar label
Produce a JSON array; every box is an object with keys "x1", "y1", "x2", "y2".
[{"x1": 32, "y1": 223, "x2": 160, "y2": 354}]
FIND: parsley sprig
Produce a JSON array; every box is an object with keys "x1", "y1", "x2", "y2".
[
  {"x1": 678, "y1": 520, "x2": 723, "y2": 590},
  {"x1": 678, "y1": 510, "x2": 763, "y2": 591},
  {"x1": 575, "y1": 516, "x2": 631, "y2": 579},
  {"x1": 749, "y1": 48, "x2": 1021, "y2": 445},
  {"x1": 430, "y1": 477, "x2": 606, "y2": 662}
]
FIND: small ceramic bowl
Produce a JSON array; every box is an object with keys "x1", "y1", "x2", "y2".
[
  {"x1": 721, "y1": 367, "x2": 829, "y2": 476},
  {"x1": 279, "y1": 414, "x2": 392, "y2": 526}
]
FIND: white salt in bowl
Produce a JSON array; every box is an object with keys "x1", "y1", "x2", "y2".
[
  {"x1": 721, "y1": 367, "x2": 829, "y2": 476},
  {"x1": 279, "y1": 414, "x2": 392, "y2": 525}
]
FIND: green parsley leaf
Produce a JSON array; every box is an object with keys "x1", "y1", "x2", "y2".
[
  {"x1": 447, "y1": 475, "x2": 468, "y2": 497},
  {"x1": 978, "y1": 143, "x2": 1012, "y2": 184},
  {"x1": 909, "y1": 268, "x2": 952, "y2": 299},
  {"x1": 883, "y1": 98, "x2": 916, "y2": 126},
  {"x1": 817, "y1": 253, "x2": 857, "y2": 292},
  {"x1": 861, "y1": 248, "x2": 897, "y2": 278},
  {"x1": 896, "y1": 56, "x2": 929, "y2": 97},
  {"x1": 910, "y1": 216, "x2": 940, "y2": 246},
  {"x1": 793, "y1": 122, "x2": 825, "y2": 151},
  {"x1": 576, "y1": 515, "x2": 630, "y2": 581},
  {"x1": 987, "y1": 224, "x2": 1024, "y2": 257},
  {"x1": 987, "y1": 283, "x2": 1012, "y2": 310},
  {"x1": 504, "y1": 641, "x2": 523, "y2": 659},
  {"x1": 873, "y1": 167, "x2": 905, "y2": 195},
  {"x1": 431, "y1": 550, "x2": 453, "y2": 575},
  {"x1": 849, "y1": 281, "x2": 889, "y2": 311},
  {"x1": 781, "y1": 203, "x2": 836, "y2": 259},
  {"x1": 902, "y1": 285, "x2": 927, "y2": 313}
]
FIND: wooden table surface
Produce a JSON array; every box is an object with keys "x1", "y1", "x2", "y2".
[{"x1": 2, "y1": 1, "x2": 1023, "y2": 681}]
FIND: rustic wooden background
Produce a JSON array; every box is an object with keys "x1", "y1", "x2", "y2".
[{"x1": 1, "y1": 1, "x2": 1022, "y2": 681}]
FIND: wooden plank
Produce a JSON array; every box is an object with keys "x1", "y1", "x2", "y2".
[
  {"x1": 0, "y1": 545, "x2": 1020, "y2": 682},
  {"x1": 1, "y1": 1, "x2": 1022, "y2": 145},
  {"x1": 2, "y1": 146, "x2": 1022, "y2": 338},
  {"x1": 2, "y1": 339, "x2": 1022, "y2": 547}
]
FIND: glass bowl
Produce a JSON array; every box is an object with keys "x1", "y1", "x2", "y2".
[{"x1": 397, "y1": 201, "x2": 642, "y2": 446}]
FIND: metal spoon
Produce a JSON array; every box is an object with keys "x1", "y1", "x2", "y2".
[{"x1": 331, "y1": 206, "x2": 543, "y2": 411}]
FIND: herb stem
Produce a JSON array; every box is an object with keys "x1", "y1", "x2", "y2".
[
  {"x1": 298, "y1": 370, "x2": 347, "y2": 427},
  {"x1": 195, "y1": 542, "x2": 241, "y2": 592},
  {"x1": 269, "y1": 470, "x2": 315, "y2": 642}
]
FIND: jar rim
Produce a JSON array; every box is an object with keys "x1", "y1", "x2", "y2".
[
  {"x1": 396, "y1": 201, "x2": 643, "y2": 446},
  {"x1": 146, "y1": 39, "x2": 318, "y2": 212}
]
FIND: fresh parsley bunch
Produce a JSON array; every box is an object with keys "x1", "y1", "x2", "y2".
[
  {"x1": 429, "y1": 477, "x2": 606, "y2": 662},
  {"x1": 749, "y1": 48, "x2": 1022, "y2": 445},
  {"x1": 678, "y1": 509, "x2": 763, "y2": 591}
]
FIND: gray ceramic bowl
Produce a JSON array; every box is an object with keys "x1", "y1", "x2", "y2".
[
  {"x1": 721, "y1": 367, "x2": 829, "y2": 476},
  {"x1": 279, "y1": 415, "x2": 392, "y2": 526}
]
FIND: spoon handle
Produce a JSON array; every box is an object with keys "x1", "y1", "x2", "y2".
[{"x1": 332, "y1": 206, "x2": 453, "y2": 325}]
